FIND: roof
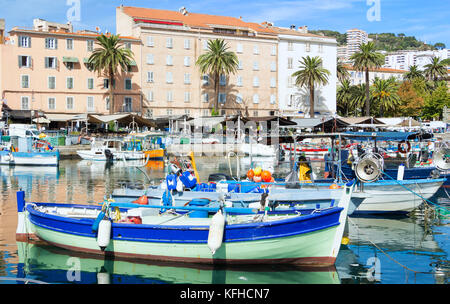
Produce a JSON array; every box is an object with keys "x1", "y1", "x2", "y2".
[
  {"x1": 340, "y1": 117, "x2": 385, "y2": 125},
  {"x1": 271, "y1": 27, "x2": 336, "y2": 40},
  {"x1": 120, "y1": 6, "x2": 277, "y2": 35},
  {"x1": 9, "y1": 28, "x2": 140, "y2": 41}
]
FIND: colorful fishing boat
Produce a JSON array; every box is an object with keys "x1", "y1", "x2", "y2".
[
  {"x1": 0, "y1": 136, "x2": 59, "y2": 166},
  {"x1": 16, "y1": 181, "x2": 355, "y2": 266}
]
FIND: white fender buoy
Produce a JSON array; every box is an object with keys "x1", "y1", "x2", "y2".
[
  {"x1": 397, "y1": 164, "x2": 405, "y2": 181},
  {"x1": 97, "y1": 219, "x2": 112, "y2": 251},
  {"x1": 208, "y1": 210, "x2": 225, "y2": 255}
]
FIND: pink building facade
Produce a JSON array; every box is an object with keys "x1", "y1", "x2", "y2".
[{"x1": 0, "y1": 22, "x2": 142, "y2": 118}]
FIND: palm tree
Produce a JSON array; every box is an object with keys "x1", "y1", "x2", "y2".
[
  {"x1": 349, "y1": 84, "x2": 367, "y2": 117},
  {"x1": 350, "y1": 41, "x2": 385, "y2": 116},
  {"x1": 371, "y1": 77, "x2": 400, "y2": 117},
  {"x1": 196, "y1": 39, "x2": 239, "y2": 114},
  {"x1": 337, "y1": 61, "x2": 350, "y2": 83},
  {"x1": 424, "y1": 56, "x2": 447, "y2": 82},
  {"x1": 337, "y1": 79, "x2": 352, "y2": 116},
  {"x1": 88, "y1": 34, "x2": 135, "y2": 115},
  {"x1": 404, "y1": 65, "x2": 424, "y2": 81},
  {"x1": 292, "y1": 56, "x2": 330, "y2": 118}
]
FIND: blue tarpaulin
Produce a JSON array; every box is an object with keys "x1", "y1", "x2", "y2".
[{"x1": 343, "y1": 132, "x2": 433, "y2": 142}]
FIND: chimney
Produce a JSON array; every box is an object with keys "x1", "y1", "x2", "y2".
[
  {"x1": 0, "y1": 19, "x2": 5, "y2": 44},
  {"x1": 290, "y1": 25, "x2": 296, "y2": 30},
  {"x1": 179, "y1": 7, "x2": 188, "y2": 16}
]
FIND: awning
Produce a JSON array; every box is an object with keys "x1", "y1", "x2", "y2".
[
  {"x1": 187, "y1": 116, "x2": 226, "y2": 128},
  {"x1": 63, "y1": 57, "x2": 79, "y2": 63},
  {"x1": 83, "y1": 58, "x2": 92, "y2": 64},
  {"x1": 128, "y1": 61, "x2": 137, "y2": 66},
  {"x1": 33, "y1": 117, "x2": 51, "y2": 124},
  {"x1": 44, "y1": 113, "x2": 80, "y2": 122},
  {"x1": 89, "y1": 114, "x2": 156, "y2": 128},
  {"x1": 343, "y1": 131, "x2": 433, "y2": 141}
]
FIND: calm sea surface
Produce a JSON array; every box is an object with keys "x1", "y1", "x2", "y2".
[{"x1": 0, "y1": 157, "x2": 448, "y2": 284}]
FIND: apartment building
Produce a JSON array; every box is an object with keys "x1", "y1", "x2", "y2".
[
  {"x1": 0, "y1": 19, "x2": 142, "y2": 117},
  {"x1": 346, "y1": 29, "x2": 368, "y2": 58},
  {"x1": 116, "y1": 5, "x2": 279, "y2": 118},
  {"x1": 384, "y1": 49, "x2": 449, "y2": 71},
  {"x1": 272, "y1": 26, "x2": 337, "y2": 117}
]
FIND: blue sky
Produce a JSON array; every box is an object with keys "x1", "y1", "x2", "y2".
[{"x1": 2, "y1": 0, "x2": 449, "y2": 47}]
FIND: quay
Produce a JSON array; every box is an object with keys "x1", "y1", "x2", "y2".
[{"x1": 57, "y1": 145, "x2": 90, "y2": 160}]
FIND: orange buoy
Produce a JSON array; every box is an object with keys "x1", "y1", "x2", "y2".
[
  {"x1": 133, "y1": 195, "x2": 149, "y2": 205},
  {"x1": 247, "y1": 169, "x2": 255, "y2": 180},
  {"x1": 270, "y1": 177, "x2": 275, "y2": 183},
  {"x1": 261, "y1": 171, "x2": 272, "y2": 183},
  {"x1": 329, "y1": 184, "x2": 340, "y2": 189}
]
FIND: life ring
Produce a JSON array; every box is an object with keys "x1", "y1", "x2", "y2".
[{"x1": 398, "y1": 141, "x2": 411, "y2": 154}]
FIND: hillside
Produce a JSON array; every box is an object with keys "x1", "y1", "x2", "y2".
[{"x1": 309, "y1": 30, "x2": 439, "y2": 51}]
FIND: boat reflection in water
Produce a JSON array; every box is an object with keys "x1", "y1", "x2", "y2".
[{"x1": 16, "y1": 242, "x2": 340, "y2": 284}]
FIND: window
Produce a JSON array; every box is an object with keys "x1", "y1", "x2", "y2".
[
  {"x1": 288, "y1": 41, "x2": 293, "y2": 51},
  {"x1": 146, "y1": 109, "x2": 153, "y2": 118},
  {"x1": 253, "y1": 61, "x2": 259, "y2": 70},
  {"x1": 270, "y1": 77, "x2": 276, "y2": 88},
  {"x1": 238, "y1": 60, "x2": 243, "y2": 70},
  {"x1": 147, "y1": 54, "x2": 154, "y2": 65},
  {"x1": 19, "y1": 36, "x2": 31, "y2": 48},
  {"x1": 203, "y1": 39, "x2": 209, "y2": 50},
  {"x1": 236, "y1": 94, "x2": 243, "y2": 104},
  {"x1": 185, "y1": 109, "x2": 190, "y2": 116},
  {"x1": 288, "y1": 95, "x2": 295, "y2": 107},
  {"x1": 270, "y1": 62, "x2": 276, "y2": 72},
  {"x1": 66, "y1": 77, "x2": 74, "y2": 89},
  {"x1": 253, "y1": 76, "x2": 259, "y2": 87},
  {"x1": 253, "y1": 45, "x2": 259, "y2": 55},
  {"x1": 124, "y1": 42, "x2": 131, "y2": 50},
  {"x1": 66, "y1": 97, "x2": 74, "y2": 110},
  {"x1": 147, "y1": 72, "x2": 154, "y2": 83},
  {"x1": 48, "y1": 76, "x2": 56, "y2": 89},
  {"x1": 147, "y1": 91, "x2": 154, "y2": 102},
  {"x1": 21, "y1": 97, "x2": 30, "y2": 110},
  {"x1": 236, "y1": 75, "x2": 243, "y2": 87},
  {"x1": 318, "y1": 43, "x2": 323, "y2": 53},
  {"x1": 203, "y1": 93, "x2": 209, "y2": 103},
  {"x1": 219, "y1": 74, "x2": 226, "y2": 86},
  {"x1": 48, "y1": 97, "x2": 56, "y2": 110},
  {"x1": 288, "y1": 57, "x2": 293, "y2": 69},
  {"x1": 218, "y1": 93, "x2": 226, "y2": 104},
  {"x1": 66, "y1": 62, "x2": 74, "y2": 70},
  {"x1": 166, "y1": 72, "x2": 173, "y2": 84},
  {"x1": 253, "y1": 111, "x2": 259, "y2": 117},
  {"x1": 184, "y1": 56, "x2": 191, "y2": 67},
  {"x1": 45, "y1": 38, "x2": 57, "y2": 49},
  {"x1": 184, "y1": 39, "x2": 191, "y2": 49},
  {"x1": 21, "y1": 75, "x2": 29, "y2": 88},
  {"x1": 237, "y1": 43, "x2": 243, "y2": 53},
  {"x1": 253, "y1": 94, "x2": 259, "y2": 104},
  {"x1": 45, "y1": 57, "x2": 57, "y2": 69},
  {"x1": 18, "y1": 56, "x2": 31, "y2": 68},
  {"x1": 105, "y1": 97, "x2": 110, "y2": 111},
  {"x1": 147, "y1": 36, "x2": 154, "y2": 47},
  {"x1": 66, "y1": 39, "x2": 73, "y2": 50},
  {"x1": 87, "y1": 40, "x2": 94, "y2": 52},
  {"x1": 184, "y1": 92, "x2": 191, "y2": 103},
  {"x1": 184, "y1": 73, "x2": 191, "y2": 84},
  {"x1": 271, "y1": 45, "x2": 277, "y2": 56},
  {"x1": 270, "y1": 95, "x2": 276, "y2": 105},
  {"x1": 167, "y1": 109, "x2": 173, "y2": 115},
  {"x1": 166, "y1": 37, "x2": 173, "y2": 48},
  {"x1": 125, "y1": 78, "x2": 132, "y2": 90},
  {"x1": 287, "y1": 76, "x2": 294, "y2": 88},
  {"x1": 87, "y1": 96, "x2": 94, "y2": 112},
  {"x1": 166, "y1": 55, "x2": 173, "y2": 66},
  {"x1": 123, "y1": 97, "x2": 132, "y2": 112},
  {"x1": 305, "y1": 42, "x2": 311, "y2": 52},
  {"x1": 87, "y1": 78, "x2": 94, "y2": 90},
  {"x1": 167, "y1": 91, "x2": 173, "y2": 102},
  {"x1": 202, "y1": 75, "x2": 209, "y2": 86}
]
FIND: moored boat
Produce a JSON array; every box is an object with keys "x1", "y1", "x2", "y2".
[{"x1": 16, "y1": 181, "x2": 355, "y2": 266}]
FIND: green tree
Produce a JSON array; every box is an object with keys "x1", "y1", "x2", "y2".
[
  {"x1": 196, "y1": 39, "x2": 239, "y2": 114},
  {"x1": 88, "y1": 34, "x2": 135, "y2": 115},
  {"x1": 350, "y1": 42, "x2": 385, "y2": 116},
  {"x1": 396, "y1": 80, "x2": 425, "y2": 117},
  {"x1": 371, "y1": 77, "x2": 401, "y2": 117},
  {"x1": 404, "y1": 65, "x2": 424, "y2": 81},
  {"x1": 292, "y1": 56, "x2": 331, "y2": 118},
  {"x1": 422, "y1": 83, "x2": 450, "y2": 120},
  {"x1": 424, "y1": 56, "x2": 448, "y2": 82}
]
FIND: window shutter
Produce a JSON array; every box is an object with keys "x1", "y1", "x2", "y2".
[{"x1": 18, "y1": 56, "x2": 22, "y2": 68}]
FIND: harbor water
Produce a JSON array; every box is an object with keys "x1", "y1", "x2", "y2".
[{"x1": 0, "y1": 157, "x2": 448, "y2": 284}]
